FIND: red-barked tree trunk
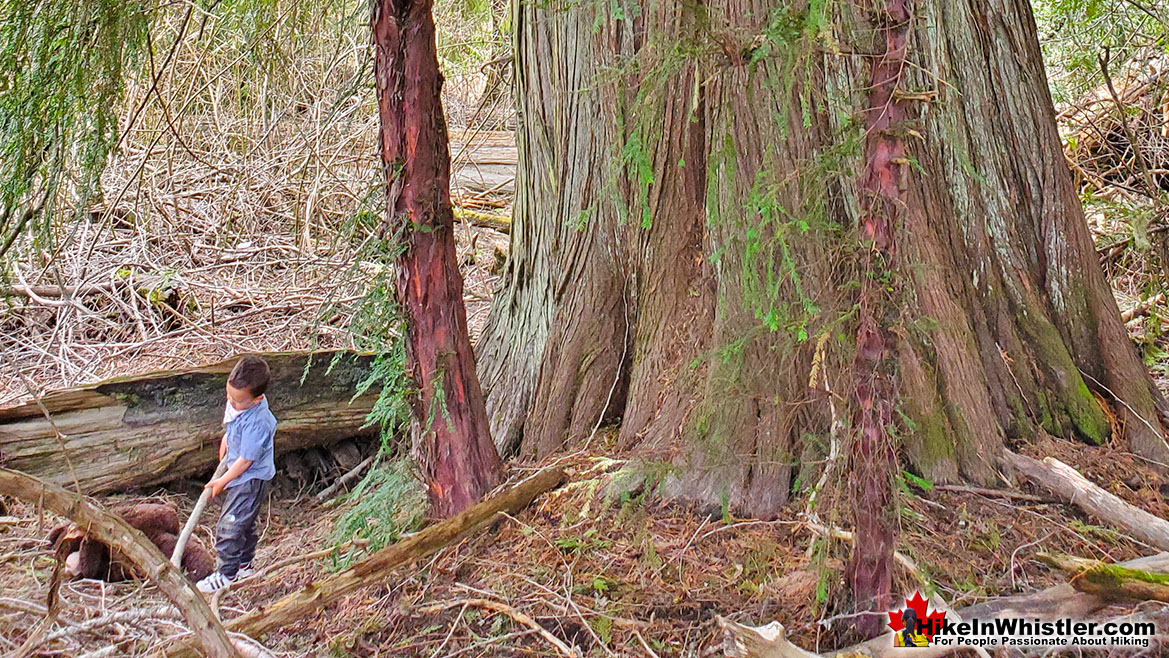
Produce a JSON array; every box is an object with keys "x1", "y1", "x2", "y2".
[{"x1": 372, "y1": 0, "x2": 503, "y2": 517}]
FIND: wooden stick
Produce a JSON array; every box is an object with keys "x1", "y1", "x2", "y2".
[
  {"x1": 415, "y1": 598, "x2": 574, "y2": 657},
  {"x1": 1002, "y1": 450, "x2": 1169, "y2": 551},
  {"x1": 164, "y1": 466, "x2": 566, "y2": 658},
  {"x1": 314, "y1": 453, "x2": 376, "y2": 502},
  {"x1": 1122, "y1": 293, "x2": 1165, "y2": 323},
  {"x1": 0, "y1": 283, "x2": 115, "y2": 299},
  {"x1": 931, "y1": 484, "x2": 1056, "y2": 503},
  {"x1": 453, "y1": 207, "x2": 511, "y2": 233},
  {"x1": 0, "y1": 467, "x2": 241, "y2": 658},
  {"x1": 173, "y1": 458, "x2": 229, "y2": 567}
]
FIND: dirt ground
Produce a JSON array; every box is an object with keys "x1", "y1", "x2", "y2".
[{"x1": 2, "y1": 432, "x2": 1168, "y2": 657}]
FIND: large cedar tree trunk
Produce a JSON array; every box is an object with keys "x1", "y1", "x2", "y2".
[
  {"x1": 373, "y1": 0, "x2": 503, "y2": 517},
  {"x1": 480, "y1": 0, "x2": 1169, "y2": 531}
]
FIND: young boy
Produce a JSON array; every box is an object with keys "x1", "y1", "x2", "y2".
[{"x1": 196, "y1": 355, "x2": 277, "y2": 593}]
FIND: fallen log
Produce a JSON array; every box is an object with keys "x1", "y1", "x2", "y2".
[
  {"x1": 0, "y1": 351, "x2": 379, "y2": 494},
  {"x1": 718, "y1": 552, "x2": 1169, "y2": 657},
  {"x1": 164, "y1": 466, "x2": 567, "y2": 658},
  {"x1": 1040, "y1": 552, "x2": 1169, "y2": 602},
  {"x1": 1002, "y1": 449, "x2": 1169, "y2": 551},
  {"x1": 453, "y1": 206, "x2": 511, "y2": 233},
  {"x1": 0, "y1": 467, "x2": 241, "y2": 658}
]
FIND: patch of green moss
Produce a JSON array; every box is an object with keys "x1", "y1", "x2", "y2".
[
  {"x1": 1085, "y1": 563, "x2": 1169, "y2": 588},
  {"x1": 1017, "y1": 310, "x2": 1110, "y2": 445}
]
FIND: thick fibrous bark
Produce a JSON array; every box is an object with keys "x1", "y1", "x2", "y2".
[
  {"x1": 373, "y1": 0, "x2": 503, "y2": 518},
  {"x1": 847, "y1": 0, "x2": 914, "y2": 631},
  {"x1": 0, "y1": 351, "x2": 377, "y2": 494},
  {"x1": 479, "y1": 0, "x2": 1169, "y2": 522}
]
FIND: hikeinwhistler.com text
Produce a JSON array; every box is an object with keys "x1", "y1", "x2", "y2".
[{"x1": 925, "y1": 618, "x2": 1156, "y2": 648}]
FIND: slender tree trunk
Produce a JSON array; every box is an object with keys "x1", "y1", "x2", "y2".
[
  {"x1": 372, "y1": 0, "x2": 503, "y2": 517},
  {"x1": 479, "y1": 0, "x2": 1169, "y2": 562}
]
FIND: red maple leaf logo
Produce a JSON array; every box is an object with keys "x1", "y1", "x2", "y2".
[{"x1": 887, "y1": 591, "x2": 947, "y2": 641}]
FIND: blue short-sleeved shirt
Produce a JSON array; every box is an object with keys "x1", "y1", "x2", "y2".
[{"x1": 224, "y1": 396, "x2": 277, "y2": 487}]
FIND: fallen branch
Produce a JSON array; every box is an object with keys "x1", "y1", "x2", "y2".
[
  {"x1": 931, "y1": 484, "x2": 1057, "y2": 503},
  {"x1": 1122, "y1": 293, "x2": 1166, "y2": 323},
  {"x1": 0, "y1": 467, "x2": 241, "y2": 658},
  {"x1": 415, "y1": 598, "x2": 574, "y2": 658},
  {"x1": 1002, "y1": 450, "x2": 1169, "y2": 551},
  {"x1": 314, "y1": 453, "x2": 377, "y2": 502},
  {"x1": 173, "y1": 458, "x2": 228, "y2": 567},
  {"x1": 0, "y1": 282, "x2": 115, "y2": 299},
  {"x1": 164, "y1": 466, "x2": 567, "y2": 658}
]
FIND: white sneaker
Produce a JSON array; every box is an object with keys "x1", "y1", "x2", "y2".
[
  {"x1": 196, "y1": 571, "x2": 235, "y2": 593},
  {"x1": 236, "y1": 564, "x2": 256, "y2": 579}
]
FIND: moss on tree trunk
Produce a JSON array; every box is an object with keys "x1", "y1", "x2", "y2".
[{"x1": 478, "y1": 0, "x2": 1169, "y2": 523}]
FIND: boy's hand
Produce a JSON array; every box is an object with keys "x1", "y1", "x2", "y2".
[{"x1": 205, "y1": 478, "x2": 227, "y2": 499}]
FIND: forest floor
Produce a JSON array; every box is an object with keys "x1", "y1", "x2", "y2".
[{"x1": 2, "y1": 432, "x2": 1167, "y2": 657}]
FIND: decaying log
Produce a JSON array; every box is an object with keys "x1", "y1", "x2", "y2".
[
  {"x1": 719, "y1": 552, "x2": 1169, "y2": 657},
  {"x1": 1002, "y1": 450, "x2": 1169, "y2": 551},
  {"x1": 0, "y1": 351, "x2": 378, "y2": 494},
  {"x1": 1040, "y1": 552, "x2": 1169, "y2": 602},
  {"x1": 164, "y1": 466, "x2": 567, "y2": 658},
  {"x1": 454, "y1": 207, "x2": 511, "y2": 233},
  {"x1": 0, "y1": 467, "x2": 241, "y2": 658}
]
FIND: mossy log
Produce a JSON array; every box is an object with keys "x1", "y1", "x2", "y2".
[
  {"x1": 0, "y1": 351, "x2": 378, "y2": 494},
  {"x1": 1040, "y1": 552, "x2": 1169, "y2": 602}
]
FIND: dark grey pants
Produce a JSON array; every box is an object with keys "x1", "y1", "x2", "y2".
[{"x1": 215, "y1": 478, "x2": 267, "y2": 578}]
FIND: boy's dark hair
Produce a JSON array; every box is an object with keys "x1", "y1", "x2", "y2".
[{"x1": 228, "y1": 355, "x2": 270, "y2": 397}]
